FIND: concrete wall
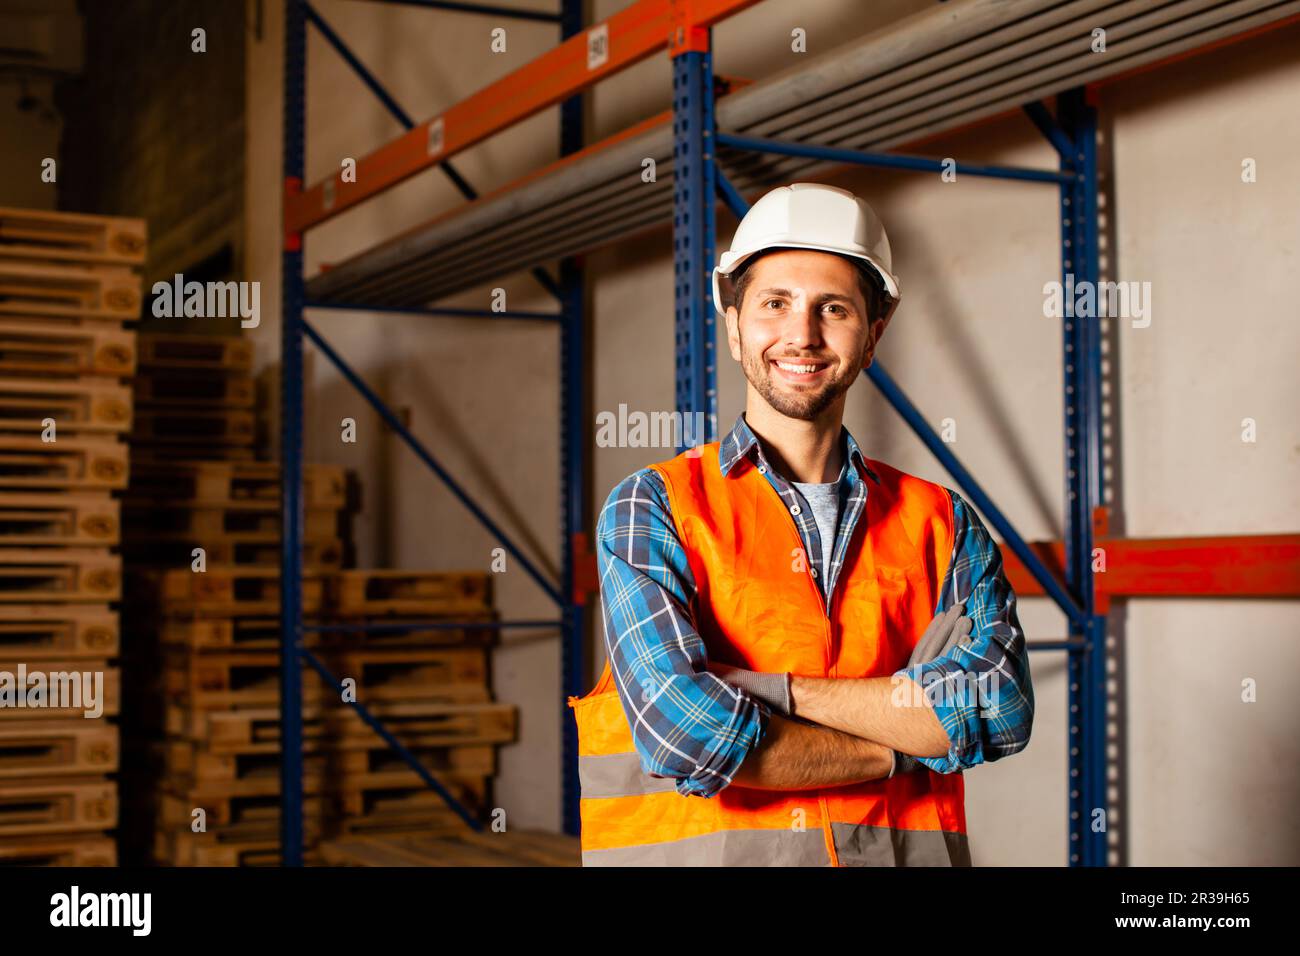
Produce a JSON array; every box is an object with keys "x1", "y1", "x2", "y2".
[{"x1": 245, "y1": 0, "x2": 1300, "y2": 862}]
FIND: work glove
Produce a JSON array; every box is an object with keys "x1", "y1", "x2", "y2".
[{"x1": 893, "y1": 602, "x2": 974, "y2": 776}]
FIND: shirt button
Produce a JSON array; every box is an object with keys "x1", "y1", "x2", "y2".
[
  {"x1": 810, "y1": 568, "x2": 819, "y2": 578},
  {"x1": 758, "y1": 465, "x2": 767, "y2": 474},
  {"x1": 790, "y1": 505, "x2": 801, "y2": 516}
]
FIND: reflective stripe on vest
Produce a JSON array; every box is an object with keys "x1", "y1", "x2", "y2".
[{"x1": 570, "y1": 442, "x2": 968, "y2": 867}]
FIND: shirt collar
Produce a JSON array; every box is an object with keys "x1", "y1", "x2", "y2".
[{"x1": 718, "y1": 412, "x2": 881, "y2": 485}]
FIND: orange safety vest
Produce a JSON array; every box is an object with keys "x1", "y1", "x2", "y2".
[{"x1": 569, "y1": 440, "x2": 971, "y2": 866}]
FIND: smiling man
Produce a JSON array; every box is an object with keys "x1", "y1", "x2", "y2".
[{"x1": 572, "y1": 182, "x2": 1034, "y2": 867}]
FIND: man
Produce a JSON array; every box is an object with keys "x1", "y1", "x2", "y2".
[{"x1": 571, "y1": 182, "x2": 1034, "y2": 866}]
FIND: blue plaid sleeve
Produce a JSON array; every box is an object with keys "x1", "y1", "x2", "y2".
[
  {"x1": 596, "y1": 467, "x2": 770, "y2": 798},
  {"x1": 893, "y1": 489, "x2": 1035, "y2": 774}
]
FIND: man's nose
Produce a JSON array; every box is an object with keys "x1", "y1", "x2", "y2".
[{"x1": 783, "y1": 302, "x2": 822, "y2": 349}]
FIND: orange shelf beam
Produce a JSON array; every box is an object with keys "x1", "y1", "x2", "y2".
[
  {"x1": 1002, "y1": 533, "x2": 1300, "y2": 608},
  {"x1": 286, "y1": 0, "x2": 762, "y2": 234}
]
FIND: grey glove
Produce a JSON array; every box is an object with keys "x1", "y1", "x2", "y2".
[
  {"x1": 706, "y1": 661, "x2": 793, "y2": 715},
  {"x1": 894, "y1": 602, "x2": 975, "y2": 775}
]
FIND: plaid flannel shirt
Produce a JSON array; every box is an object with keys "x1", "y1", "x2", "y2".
[{"x1": 595, "y1": 412, "x2": 1034, "y2": 797}]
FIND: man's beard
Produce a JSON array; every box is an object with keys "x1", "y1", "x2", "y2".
[{"x1": 738, "y1": 326, "x2": 861, "y2": 422}]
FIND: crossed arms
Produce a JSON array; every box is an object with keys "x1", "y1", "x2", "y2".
[{"x1": 595, "y1": 468, "x2": 1034, "y2": 798}]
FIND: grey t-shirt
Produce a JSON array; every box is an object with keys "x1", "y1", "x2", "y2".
[{"x1": 789, "y1": 477, "x2": 841, "y2": 599}]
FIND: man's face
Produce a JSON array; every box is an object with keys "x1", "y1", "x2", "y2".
[{"x1": 725, "y1": 249, "x2": 887, "y2": 422}]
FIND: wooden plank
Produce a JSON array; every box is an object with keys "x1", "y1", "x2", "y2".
[
  {"x1": 0, "y1": 319, "x2": 134, "y2": 376},
  {"x1": 0, "y1": 720, "x2": 118, "y2": 778},
  {"x1": 120, "y1": 501, "x2": 337, "y2": 543},
  {"x1": 130, "y1": 407, "x2": 255, "y2": 445},
  {"x1": 329, "y1": 647, "x2": 490, "y2": 704},
  {"x1": 0, "y1": 491, "x2": 118, "y2": 546},
  {"x1": 122, "y1": 536, "x2": 345, "y2": 572},
  {"x1": 136, "y1": 333, "x2": 252, "y2": 371},
  {"x1": 0, "y1": 833, "x2": 117, "y2": 866},
  {"x1": 0, "y1": 262, "x2": 140, "y2": 320},
  {"x1": 133, "y1": 372, "x2": 254, "y2": 407},
  {"x1": 165, "y1": 701, "x2": 512, "y2": 752},
  {"x1": 158, "y1": 615, "x2": 321, "y2": 653},
  {"x1": 0, "y1": 377, "x2": 131, "y2": 432},
  {"x1": 125, "y1": 461, "x2": 346, "y2": 508},
  {"x1": 159, "y1": 790, "x2": 327, "y2": 829},
  {"x1": 161, "y1": 650, "x2": 326, "y2": 710},
  {"x1": 320, "y1": 830, "x2": 581, "y2": 867},
  {"x1": 133, "y1": 568, "x2": 325, "y2": 616},
  {"x1": 0, "y1": 548, "x2": 119, "y2": 602},
  {"x1": 0, "y1": 778, "x2": 117, "y2": 836},
  {"x1": 154, "y1": 822, "x2": 321, "y2": 866},
  {"x1": 0, "y1": 605, "x2": 118, "y2": 659},
  {"x1": 0, "y1": 435, "x2": 128, "y2": 490},
  {"x1": 129, "y1": 441, "x2": 256, "y2": 462},
  {"x1": 330, "y1": 570, "x2": 492, "y2": 617},
  {"x1": 0, "y1": 207, "x2": 145, "y2": 266},
  {"x1": 0, "y1": 660, "x2": 119, "y2": 720}
]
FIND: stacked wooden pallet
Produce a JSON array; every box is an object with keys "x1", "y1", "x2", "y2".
[
  {"x1": 131, "y1": 567, "x2": 513, "y2": 865},
  {"x1": 0, "y1": 206, "x2": 146, "y2": 866},
  {"x1": 129, "y1": 332, "x2": 256, "y2": 462}
]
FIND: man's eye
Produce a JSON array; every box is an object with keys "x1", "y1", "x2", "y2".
[
  {"x1": 763, "y1": 299, "x2": 785, "y2": 310},
  {"x1": 824, "y1": 304, "x2": 846, "y2": 315}
]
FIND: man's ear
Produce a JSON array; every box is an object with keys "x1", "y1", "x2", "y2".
[{"x1": 725, "y1": 305, "x2": 742, "y2": 361}]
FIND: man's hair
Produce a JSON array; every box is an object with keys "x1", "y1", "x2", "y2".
[{"x1": 732, "y1": 247, "x2": 883, "y2": 321}]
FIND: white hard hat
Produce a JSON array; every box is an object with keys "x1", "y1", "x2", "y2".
[{"x1": 712, "y1": 182, "x2": 900, "y2": 321}]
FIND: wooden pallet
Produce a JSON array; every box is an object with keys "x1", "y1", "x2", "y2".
[
  {"x1": 161, "y1": 650, "x2": 326, "y2": 710},
  {"x1": 0, "y1": 548, "x2": 119, "y2": 602},
  {"x1": 320, "y1": 829, "x2": 580, "y2": 867},
  {"x1": 133, "y1": 373, "x2": 254, "y2": 407},
  {"x1": 0, "y1": 262, "x2": 140, "y2": 320},
  {"x1": 332, "y1": 777, "x2": 487, "y2": 822},
  {"x1": 134, "y1": 568, "x2": 325, "y2": 616},
  {"x1": 152, "y1": 612, "x2": 492, "y2": 653},
  {"x1": 166, "y1": 702, "x2": 513, "y2": 753},
  {"x1": 0, "y1": 605, "x2": 118, "y2": 659},
  {"x1": 123, "y1": 537, "x2": 345, "y2": 572},
  {"x1": 329, "y1": 647, "x2": 490, "y2": 704},
  {"x1": 0, "y1": 377, "x2": 131, "y2": 432},
  {"x1": 0, "y1": 833, "x2": 117, "y2": 866},
  {"x1": 161, "y1": 743, "x2": 328, "y2": 796},
  {"x1": 0, "y1": 435, "x2": 128, "y2": 490},
  {"x1": 329, "y1": 571, "x2": 492, "y2": 617},
  {"x1": 158, "y1": 789, "x2": 327, "y2": 829},
  {"x1": 0, "y1": 660, "x2": 119, "y2": 720},
  {"x1": 129, "y1": 441, "x2": 256, "y2": 462},
  {"x1": 0, "y1": 319, "x2": 135, "y2": 376},
  {"x1": 0, "y1": 778, "x2": 117, "y2": 836},
  {"x1": 153, "y1": 822, "x2": 321, "y2": 867},
  {"x1": 300, "y1": 612, "x2": 498, "y2": 649},
  {"x1": 0, "y1": 491, "x2": 118, "y2": 545},
  {"x1": 130, "y1": 407, "x2": 254, "y2": 445},
  {"x1": 161, "y1": 740, "x2": 492, "y2": 793},
  {"x1": 126, "y1": 461, "x2": 346, "y2": 508},
  {"x1": 0, "y1": 207, "x2": 145, "y2": 267},
  {"x1": 0, "y1": 720, "x2": 118, "y2": 779},
  {"x1": 157, "y1": 615, "x2": 321, "y2": 653},
  {"x1": 136, "y1": 333, "x2": 252, "y2": 371},
  {"x1": 121, "y1": 501, "x2": 338, "y2": 542}
]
